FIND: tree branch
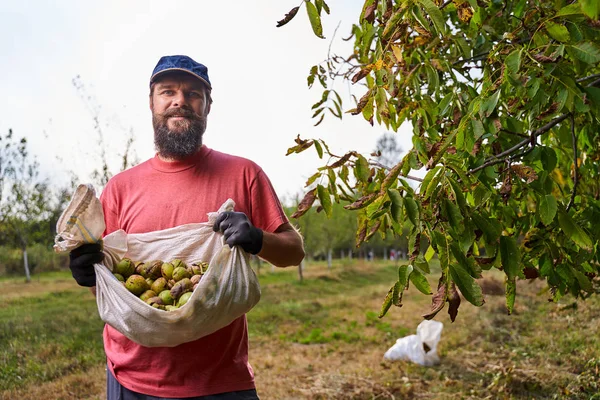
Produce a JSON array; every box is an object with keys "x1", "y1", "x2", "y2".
[
  {"x1": 369, "y1": 161, "x2": 424, "y2": 182},
  {"x1": 470, "y1": 113, "x2": 570, "y2": 174},
  {"x1": 441, "y1": 0, "x2": 452, "y2": 9},
  {"x1": 567, "y1": 114, "x2": 578, "y2": 212},
  {"x1": 577, "y1": 73, "x2": 600, "y2": 83}
]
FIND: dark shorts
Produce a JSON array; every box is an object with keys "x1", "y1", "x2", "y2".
[{"x1": 106, "y1": 368, "x2": 259, "y2": 400}]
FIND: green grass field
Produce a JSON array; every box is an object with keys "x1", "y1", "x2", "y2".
[{"x1": 1, "y1": 260, "x2": 598, "y2": 399}]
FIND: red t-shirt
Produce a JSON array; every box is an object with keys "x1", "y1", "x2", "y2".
[{"x1": 99, "y1": 145, "x2": 288, "y2": 397}]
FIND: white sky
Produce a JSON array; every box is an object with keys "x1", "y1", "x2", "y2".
[{"x1": 1, "y1": 1, "x2": 413, "y2": 204}]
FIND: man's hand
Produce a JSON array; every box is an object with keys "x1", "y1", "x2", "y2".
[
  {"x1": 212, "y1": 211, "x2": 263, "y2": 255},
  {"x1": 69, "y1": 243, "x2": 105, "y2": 287}
]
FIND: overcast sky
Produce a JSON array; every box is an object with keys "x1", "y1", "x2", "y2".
[{"x1": 1, "y1": 1, "x2": 413, "y2": 203}]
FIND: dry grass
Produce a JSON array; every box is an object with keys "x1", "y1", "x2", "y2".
[{"x1": 1, "y1": 262, "x2": 598, "y2": 399}]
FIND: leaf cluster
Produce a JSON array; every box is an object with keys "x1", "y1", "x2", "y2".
[{"x1": 281, "y1": 0, "x2": 600, "y2": 320}]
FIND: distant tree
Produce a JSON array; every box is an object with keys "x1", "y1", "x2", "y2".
[
  {"x1": 280, "y1": 0, "x2": 600, "y2": 321},
  {"x1": 0, "y1": 129, "x2": 54, "y2": 281},
  {"x1": 374, "y1": 132, "x2": 403, "y2": 168}
]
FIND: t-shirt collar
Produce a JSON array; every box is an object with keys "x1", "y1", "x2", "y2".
[{"x1": 150, "y1": 145, "x2": 210, "y2": 172}]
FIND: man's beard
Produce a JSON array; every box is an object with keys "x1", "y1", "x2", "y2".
[{"x1": 153, "y1": 107, "x2": 207, "y2": 159}]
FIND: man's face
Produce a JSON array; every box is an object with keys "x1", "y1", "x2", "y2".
[{"x1": 150, "y1": 72, "x2": 211, "y2": 159}]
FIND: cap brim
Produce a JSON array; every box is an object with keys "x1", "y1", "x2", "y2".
[{"x1": 150, "y1": 68, "x2": 211, "y2": 89}]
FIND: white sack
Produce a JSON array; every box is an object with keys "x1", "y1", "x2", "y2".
[
  {"x1": 383, "y1": 320, "x2": 443, "y2": 366},
  {"x1": 54, "y1": 184, "x2": 261, "y2": 348}
]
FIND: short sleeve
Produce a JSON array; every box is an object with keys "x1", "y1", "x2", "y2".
[
  {"x1": 99, "y1": 182, "x2": 120, "y2": 236},
  {"x1": 249, "y1": 170, "x2": 288, "y2": 233}
]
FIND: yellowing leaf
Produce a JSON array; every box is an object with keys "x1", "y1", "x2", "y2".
[{"x1": 391, "y1": 45, "x2": 404, "y2": 64}]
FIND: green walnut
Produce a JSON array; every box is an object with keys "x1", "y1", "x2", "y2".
[
  {"x1": 177, "y1": 292, "x2": 193, "y2": 307},
  {"x1": 114, "y1": 258, "x2": 135, "y2": 278},
  {"x1": 172, "y1": 266, "x2": 191, "y2": 282},
  {"x1": 161, "y1": 262, "x2": 174, "y2": 280},
  {"x1": 125, "y1": 274, "x2": 149, "y2": 296}
]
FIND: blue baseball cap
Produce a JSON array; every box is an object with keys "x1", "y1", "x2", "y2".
[{"x1": 150, "y1": 55, "x2": 211, "y2": 89}]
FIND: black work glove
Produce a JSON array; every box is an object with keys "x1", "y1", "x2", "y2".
[
  {"x1": 212, "y1": 211, "x2": 264, "y2": 255},
  {"x1": 69, "y1": 242, "x2": 105, "y2": 287}
]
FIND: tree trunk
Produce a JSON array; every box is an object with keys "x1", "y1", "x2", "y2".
[
  {"x1": 349, "y1": 249, "x2": 353, "y2": 260},
  {"x1": 327, "y1": 248, "x2": 332, "y2": 269},
  {"x1": 22, "y1": 247, "x2": 31, "y2": 283},
  {"x1": 383, "y1": 247, "x2": 388, "y2": 261},
  {"x1": 298, "y1": 260, "x2": 304, "y2": 282}
]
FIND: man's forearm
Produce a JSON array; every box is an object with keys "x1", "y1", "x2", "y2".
[{"x1": 257, "y1": 226, "x2": 305, "y2": 267}]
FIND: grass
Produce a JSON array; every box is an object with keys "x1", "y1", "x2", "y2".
[{"x1": 0, "y1": 260, "x2": 599, "y2": 399}]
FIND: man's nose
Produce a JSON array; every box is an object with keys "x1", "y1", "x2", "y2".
[{"x1": 172, "y1": 91, "x2": 188, "y2": 107}]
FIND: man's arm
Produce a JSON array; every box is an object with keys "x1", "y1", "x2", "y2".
[{"x1": 258, "y1": 222, "x2": 305, "y2": 267}]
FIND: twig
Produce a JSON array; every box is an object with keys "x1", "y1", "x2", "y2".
[
  {"x1": 588, "y1": 77, "x2": 600, "y2": 87},
  {"x1": 500, "y1": 129, "x2": 529, "y2": 139},
  {"x1": 470, "y1": 113, "x2": 570, "y2": 174},
  {"x1": 567, "y1": 114, "x2": 578, "y2": 212},
  {"x1": 370, "y1": 161, "x2": 424, "y2": 182},
  {"x1": 327, "y1": 21, "x2": 341, "y2": 61},
  {"x1": 440, "y1": 0, "x2": 452, "y2": 9},
  {"x1": 576, "y1": 73, "x2": 600, "y2": 83}
]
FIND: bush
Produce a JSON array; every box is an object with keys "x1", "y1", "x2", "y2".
[{"x1": 0, "y1": 244, "x2": 68, "y2": 276}]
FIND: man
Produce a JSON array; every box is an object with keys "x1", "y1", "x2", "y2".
[{"x1": 68, "y1": 55, "x2": 305, "y2": 399}]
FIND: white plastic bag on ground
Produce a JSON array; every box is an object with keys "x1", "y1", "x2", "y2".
[
  {"x1": 383, "y1": 320, "x2": 443, "y2": 366},
  {"x1": 54, "y1": 184, "x2": 261, "y2": 348}
]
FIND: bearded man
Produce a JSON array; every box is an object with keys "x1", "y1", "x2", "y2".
[{"x1": 68, "y1": 55, "x2": 305, "y2": 400}]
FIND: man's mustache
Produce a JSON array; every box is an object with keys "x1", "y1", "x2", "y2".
[{"x1": 161, "y1": 108, "x2": 201, "y2": 120}]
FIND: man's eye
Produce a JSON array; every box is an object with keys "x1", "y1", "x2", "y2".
[
  {"x1": 189, "y1": 92, "x2": 201, "y2": 98},
  {"x1": 161, "y1": 90, "x2": 174, "y2": 95}
]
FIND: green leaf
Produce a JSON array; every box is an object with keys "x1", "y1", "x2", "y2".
[
  {"x1": 504, "y1": 49, "x2": 522, "y2": 75},
  {"x1": 409, "y1": 267, "x2": 432, "y2": 294},
  {"x1": 424, "y1": 168, "x2": 444, "y2": 200},
  {"x1": 506, "y1": 278, "x2": 516, "y2": 315},
  {"x1": 568, "y1": 42, "x2": 600, "y2": 64},
  {"x1": 450, "y1": 242, "x2": 480, "y2": 278},
  {"x1": 314, "y1": 140, "x2": 323, "y2": 159},
  {"x1": 500, "y1": 236, "x2": 520, "y2": 280},
  {"x1": 443, "y1": 198, "x2": 463, "y2": 229},
  {"x1": 447, "y1": 176, "x2": 467, "y2": 211},
  {"x1": 404, "y1": 197, "x2": 419, "y2": 227},
  {"x1": 419, "y1": 166, "x2": 441, "y2": 197},
  {"x1": 472, "y1": 213, "x2": 501, "y2": 244},
  {"x1": 317, "y1": 184, "x2": 332, "y2": 218},
  {"x1": 545, "y1": 21, "x2": 570, "y2": 42},
  {"x1": 449, "y1": 263, "x2": 485, "y2": 306},
  {"x1": 538, "y1": 194, "x2": 558, "y2": 226},
  {"x1": 571, "y1": 267, "x2": 593, "y2": 292},
  {"x1": 388, "y1": 189, "x2": 403, "y2": 222},
  {"x1": 414, "y1": 255, "x2": 430, "y2": 273},
  {"x1": 558, "y1": 211, "x2": 593, "y2": 250},
  {"x1": 438, "y1": 92, "x2": 454, "y2": 116},
  {"x1": 481, "y1": 90, "x2": 501, "y2": 117},
  {"x1": 379, "y1": 283, "x2": 397, "y2": 318},
  {"x1": 580, "y1": 0, "x2": 600, "y2": 19},
  {"x1": 398, "y1": 264, "x2": 413, "y2": 287},
  {"x1": 557, "y1": 2, "x2": 582, "y2": 16},
  {"x1": 355, "y1": 155, "x2": 371, "y2": 183},
  {"x1": 472, "y1": 119, "x2": 485, "y2": 140},
  {"x1": 416, "y1": 0, "x2": 447, "y2": 34},
  {"x1": 306, "y1": 1, "x2": 325, "y2": 39}
]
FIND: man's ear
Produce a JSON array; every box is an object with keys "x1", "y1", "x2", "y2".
[
  {"x1": 149, "y1": 96, "x2": 153, "y2": 112},
  {"x1": 205, "y1": 101, "x2": 212, "y2": 115}
]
